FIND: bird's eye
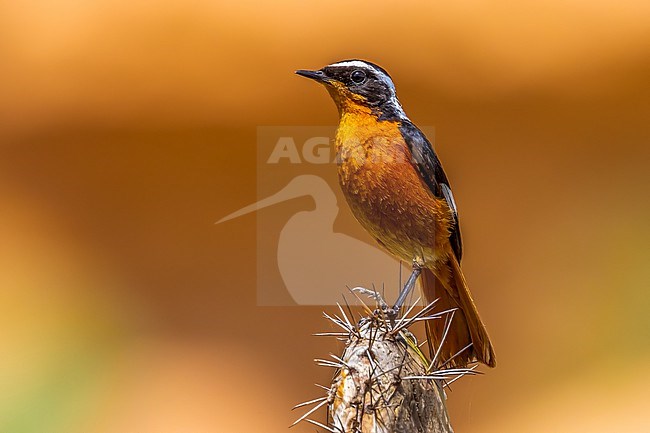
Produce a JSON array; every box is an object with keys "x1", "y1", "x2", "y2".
[{"x1": 350, "y1": 70, "x2": 366, "y2": 84}]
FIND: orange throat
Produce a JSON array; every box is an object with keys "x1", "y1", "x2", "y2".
[{"x1": 327, "y1": 82, "x2": 373, "y2": 117}]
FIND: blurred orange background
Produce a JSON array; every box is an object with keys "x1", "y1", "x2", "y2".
[{"x1": 1, "y1": 1, "x2": 649, "y2": 432}]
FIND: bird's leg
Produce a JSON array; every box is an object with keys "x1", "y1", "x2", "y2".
[
  {"x1": 387, "y1": 262, "x2": 422, "y2": 323},
  {"x1": 393, "y1": 264, "x2": 422, "y2": 311}
]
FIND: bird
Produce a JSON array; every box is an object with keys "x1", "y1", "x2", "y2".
[{"x1": 296, "y1": 59, "x2": 496, "y2": 368}]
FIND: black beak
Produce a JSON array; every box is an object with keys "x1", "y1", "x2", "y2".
[{"x1": 295, "y1": 69, "x2": 328, "y2": 83}]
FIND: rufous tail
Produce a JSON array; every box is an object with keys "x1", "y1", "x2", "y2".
[{"x1": 421, "y1": 256, "x2": 496, "y2": 369}]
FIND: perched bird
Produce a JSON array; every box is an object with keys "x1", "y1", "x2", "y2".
[{"x1": 296, "y1": 60, "x2": 496, "y2": 368}]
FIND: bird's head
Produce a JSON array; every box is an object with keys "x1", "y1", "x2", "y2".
[{"x1": 296, "y1": 59, "x2": 405, "y2": 120}]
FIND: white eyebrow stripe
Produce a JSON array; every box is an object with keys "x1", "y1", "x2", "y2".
[
  {"x1": 329, "y1": 60, "x2": 394, "y2": 89},
  {"x1": 329, "y1": 60, "x2": 377, "y2": 72}
]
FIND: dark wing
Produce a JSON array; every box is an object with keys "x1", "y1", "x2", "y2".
[{"x1": 399, "y1": 121, "x2": 463, "y2": 261}]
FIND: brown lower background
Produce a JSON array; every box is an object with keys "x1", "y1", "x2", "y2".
[{"x1": 1, "y1": 1, "x2": 649, "y2": 432}]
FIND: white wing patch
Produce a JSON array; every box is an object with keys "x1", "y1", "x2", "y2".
[{"x1": 441, "y1": 184, "x2": 457, "y2": 217}]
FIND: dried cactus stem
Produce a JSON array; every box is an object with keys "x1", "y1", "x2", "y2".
[
  {"x1": 293, "y1": 291, "x2": 479, "y2": 432},
  {"x1": 329, "y1": 313, "x2": 453, "y2": 433}
]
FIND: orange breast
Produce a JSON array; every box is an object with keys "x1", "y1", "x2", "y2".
[{"x1": 335, "y1": 109, "x2": 454, "y2": 266}]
